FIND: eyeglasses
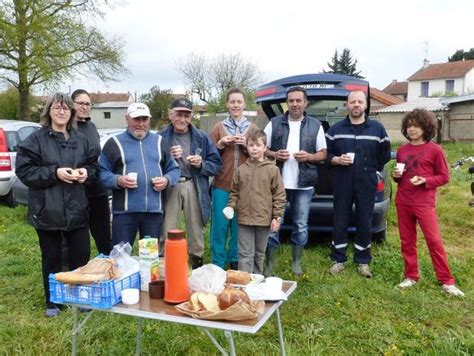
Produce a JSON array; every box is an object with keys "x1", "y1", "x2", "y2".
[
  {"x1": 51, "y1": 106, "x2": 71, "y2": 112},
  {"x1": 74, "y1": 101, "x2": 93, "y2": 107}
]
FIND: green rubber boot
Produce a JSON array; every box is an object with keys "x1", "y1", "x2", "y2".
[
  {"x1": 292, "y1": 245, "x2": 304, "y2": 276},
  {"x1": 263, "y1": 245, "x2": 278, "y2": 277}
]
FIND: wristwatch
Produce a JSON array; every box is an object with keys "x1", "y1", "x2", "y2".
[{"x1": 276, "y1": 217, "x2": 282, "y2": 223}]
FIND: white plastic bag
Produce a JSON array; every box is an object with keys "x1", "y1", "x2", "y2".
[
  {"x1": 188, "y1": 264, "x2": 226, "y2": 293},
  {"x1": 109, "y1": 242, "x2": 140, "y2": 279}
]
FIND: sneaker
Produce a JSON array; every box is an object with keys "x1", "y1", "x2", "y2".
[
  {"x1": 442, "y1": 284, "x2": 465, "y2": 297},
  {"x1": 45, "y1": 307, "x2": 61, "y2": 318},
  {"x1": 397, "y1": 278, "x2": 418, "y2": 288},
  {"x1": 329, "y1": 262, "x2": 345, "y2": 275},
  {"x1": 357, "y1": 264, "x2": 373, "y2": 278}
]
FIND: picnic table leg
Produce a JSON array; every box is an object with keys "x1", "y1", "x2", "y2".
[
  {"x1": 224, "y1": 330, "x2": 236, "y2": 356},
  {"x1": 275, "y1": 308, "x2": 286, "y2": 356},
  {"x1": 72, "y1": 306, "x2": 78, "y2": 356},
  {"x1": 135, "y1": 317, "x2": 143, "y2": 355}
]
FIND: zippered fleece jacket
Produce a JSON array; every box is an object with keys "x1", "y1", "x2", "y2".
[
  {"x1": 227, "y1": 158, "x2": 286, "y2": 226},
  {"x1": 99, "y1": 130, "x2": 180, "y2": 214}
]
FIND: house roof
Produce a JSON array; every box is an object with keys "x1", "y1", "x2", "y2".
[
  {"x1": 93, "y1": 101, "x2": 131, "y2": 109},
  {"x1": 370, "y1": 87, "x2": 405, "y2": 106},
  {"x1": 440, "y1": 93, "x2": 474, "y2": 105},
  {"x1": 407, "y1": 60, "x2": 474, "y2": 81},
  {"x1": 376, "y1": 97, "x2": 447, "y2": 113},
  {"x1": 382, "y1": 80, "x2": 408, "y2": 95},
  {"x1": 90, "y1": 93, "x2": 132, "y2": 103}
]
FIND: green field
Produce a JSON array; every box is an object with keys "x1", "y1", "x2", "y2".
[{"x1": 0, "y1": 142, "x2": 473, "y2": 355}]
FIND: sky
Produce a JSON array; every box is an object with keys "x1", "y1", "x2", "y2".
[{"x1": 60, "y1": 0, "x2": 474, "y2": 100}]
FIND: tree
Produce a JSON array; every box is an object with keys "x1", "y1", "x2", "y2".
[
  {"x1": 140, "y1": 86, "x2": 174, "y2": 129},
  {"x1": 0, "y1": 0, "x2": 127, "y2": 119},
  {"x1": 324, "y1": 48, "x2": 363, "y2": 78},
  {"x1": 0, "y1": 87, "x2": 21, "y2": 120},
  {"x1": 448, "y1": 48, "x2": 474, "y2": 62},
  {"x1": 177, "y1": 52, "x2": 262, "y2": 108}
]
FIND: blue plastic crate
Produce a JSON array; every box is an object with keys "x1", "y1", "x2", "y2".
[{"x1": 49, "y1": 271, "x2": 140, "y2": 309}]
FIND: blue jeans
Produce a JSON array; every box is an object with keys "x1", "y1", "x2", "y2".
[
  {"x1": 210, "y1": 187, "x2": 238, "y2": 268},
  {"x1": 112, "y1": 212, "x2": 163, "y2": 247},
  {"x1": 268, "y1": 188, "x2": 314, "y2": 247}
]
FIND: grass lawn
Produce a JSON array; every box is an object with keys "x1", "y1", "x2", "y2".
[{"x1": 0, "y1": 142, "x2": 473, "y2": 355}]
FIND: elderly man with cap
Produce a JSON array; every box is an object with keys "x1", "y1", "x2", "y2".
[
  {"x1": 159, "y1": 98, "x2": 222, "y2": 269},
  {"x1": 99, "y1": 102, "x2": 180, "y2": 246}
]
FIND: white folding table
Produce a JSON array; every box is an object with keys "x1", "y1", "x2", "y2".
[{"x1": 68, "y1": 280, "x2": 297, "y2": 356}]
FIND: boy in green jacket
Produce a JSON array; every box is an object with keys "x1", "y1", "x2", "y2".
[{"x1": 224, "y1": 129, "x2": 286, "y2": 274}]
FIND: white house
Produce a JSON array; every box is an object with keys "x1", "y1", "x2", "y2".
[
  {"x1": 90, "y1": 101, "x2": 131, "y2": 129},
  {"x1": 407, "y1": 59, "x2": 474, "y2": 101}
]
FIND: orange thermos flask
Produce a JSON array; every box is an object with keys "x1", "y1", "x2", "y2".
[{"x1": 164, "y1": 229, "x2": 189, "y2": 303}]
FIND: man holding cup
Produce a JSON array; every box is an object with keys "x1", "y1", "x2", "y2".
[
  {"x1": 264, "y1": 86, "x2": 327, "y2": 276},
  {"x1": 159, "y1": 98, "x2": 222, "y2": 269},
  {"x1": 99, "y1": 103, "x2": 180, "y2": 246},
  {"x1": 325, "y1": 90, "x2": 391, "y2": 278}
]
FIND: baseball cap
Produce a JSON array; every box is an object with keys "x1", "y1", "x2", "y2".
[
  {"x1": 127, "y1": 102, "x2": 151, "y2": 118},
  {"x1": 170, "y1": 98, "x2": 193, "y2": 112}
]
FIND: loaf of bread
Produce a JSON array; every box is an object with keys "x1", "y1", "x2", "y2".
[
  {"x1": 54, "y1": 258, "x2": 119, "y2": 284},
  {"x1": 189, "y1": 292, "x2": 220, "y2": 313},
  {"x1": 226, "y1": 270, "x2": 251, "y2": 285},
  {"x1": 218, "y1": 286, "x2": 250, "y2": 310}
]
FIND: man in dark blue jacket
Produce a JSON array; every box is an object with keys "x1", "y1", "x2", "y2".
[
  {"x1": 160, "y1": 98, "x2": 222, "y2": 269},
  {"x1": 100, "y1": 103, "x2": 180, "y2": 246},
  {"x1": 326, "y1": 90, "x2": 391, "y2": 278}
]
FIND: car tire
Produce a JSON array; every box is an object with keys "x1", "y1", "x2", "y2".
[
  {"x1": 372, "y1": 229, "x2": 386, "y2": 243},
  {"x1": 1, "y1": 189, "x2": 16, "y2": 208}
]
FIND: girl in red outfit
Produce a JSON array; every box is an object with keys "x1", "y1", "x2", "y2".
[{"x1": 393, "y1": 109, "x2": 464, "y2": 297}]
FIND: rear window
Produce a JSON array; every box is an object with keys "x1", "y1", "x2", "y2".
[
  {"x1": 268, "y1": 99, "x2": 348, "y2": 125},
  {"x1": 5, "y1": 126, "x2": 39, "y2": 152}
]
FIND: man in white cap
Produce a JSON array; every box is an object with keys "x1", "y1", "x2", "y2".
[
  {"x1": 99, "y1": 102, "x2": 180, "y2": 246},
  {"x1": 159, "y1": 98, "x2": 222, "y2": 269}
]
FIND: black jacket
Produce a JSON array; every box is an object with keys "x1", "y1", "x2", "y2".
[
  {"x1": 270, "y1": 112, "x2": 322, "y2": 188},
  {"x1": 76, "y1": 119, "x2": 107, "y2": 198},
  {"x1": 16, "y1": 126, "x2": 99, "y2": 231}
]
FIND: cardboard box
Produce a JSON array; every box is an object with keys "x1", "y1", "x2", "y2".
[
  {"x1": 139, "y1": 237, "x2": 159, "y2": 260},
  {"x1": 139, "y1": 259, "x2": 159, "y2": 291}
]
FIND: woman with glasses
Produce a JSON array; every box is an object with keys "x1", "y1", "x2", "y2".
[
  {"x1": 71, "y1": 89, "x2": 112, "y2": 256},
  {"x1": 16, "y1": 92, "x2": 99, "y2": 317}
]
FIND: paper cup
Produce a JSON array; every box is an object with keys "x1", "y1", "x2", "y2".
[
  {"x1": 223, "y1": 207, "x2": 234, "y2": 220},
  {"x1": 122, "y1": 288, "x2": 140, "y2": 305},
  {"x1": 127, "y1": 172, "x2": 138, "y2": 183},
  {"x1": 396, "y1": 163, "x2": 405, "y2": 174},
  {"x1": 346, "y1": 152, "x2": 355, "y2": 163},
  {"x1": 265, "y1": 277, "x2": 283, "y2": 291}
]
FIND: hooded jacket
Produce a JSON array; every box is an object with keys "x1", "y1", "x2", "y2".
[
  {"x1": 227, "y1": 158, "x2": 286, "y2": 226},
  {"x1": 15, "y1": 126, "x2": 99, "y2": 231}
]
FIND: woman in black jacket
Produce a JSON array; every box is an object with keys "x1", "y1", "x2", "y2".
[
  {"x1": 71, "y1": 89, "x2": 111, "y2": 255},
  {"x1": 16, "y1": 92, "x2": 99, "y2": 317}
]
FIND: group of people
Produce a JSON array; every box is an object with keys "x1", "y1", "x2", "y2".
[{"x1": 16, "y1": 86, "x2": 464, "y2": 317}]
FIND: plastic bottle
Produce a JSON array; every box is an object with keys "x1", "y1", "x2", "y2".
[{"x1": 164, "y1": 229, "x2": 189, "y2": 303}]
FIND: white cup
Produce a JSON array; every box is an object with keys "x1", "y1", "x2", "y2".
[
  {"x1": 122, "y1": 288, "x2": 140, "y2": 305},
  {"x1": 127, "y1": 172, "x2": 138, "y2": 183},
  {"x1": 171, "y1": 145, "x2": 183, "y2": 159},
  {"x1": 223, "y1": 207, "x2": 234, "y2": 220},
  {"x1": 265, "y1": 277, "x2": 283, "y2": 291},
  {"x1": 346, "y1": 152, "x2": 355, "y2": 163},
  {"x1": 396, "y1": 163, "x2": 405, "y2": 175}
]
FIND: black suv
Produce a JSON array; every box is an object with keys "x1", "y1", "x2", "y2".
[{"x1": 255, "y1": 73, "x2": 391, "y2": 241}]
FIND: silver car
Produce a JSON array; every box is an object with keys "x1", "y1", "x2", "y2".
[{"x1": 0, "y1": 119, "x2": 41, "y2": 206}]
